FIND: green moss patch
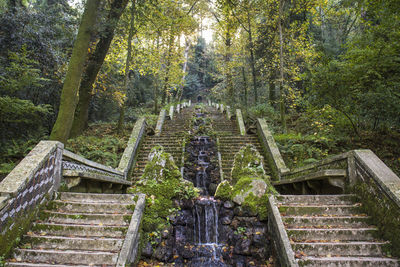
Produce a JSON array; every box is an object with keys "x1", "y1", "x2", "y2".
[
  {"x1": 128, "y1": 146, "x2": 199, "y2": 243},
  {"x1": 215, "y1": 145, "x2": 277, "y2": 220}
]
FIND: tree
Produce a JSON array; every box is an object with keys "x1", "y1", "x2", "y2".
[
  {"x1": 49, "y1": 0, "x2": 100, "y2": 143},
  {"x1": 69, "y1": 0, "x2": 129, "y2": 138}
]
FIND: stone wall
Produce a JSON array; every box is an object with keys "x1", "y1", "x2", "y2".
[{"x1": 0, "y1": 141, "x2": 63, "y2": 255}]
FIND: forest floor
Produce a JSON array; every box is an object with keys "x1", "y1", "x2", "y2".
[{"x1": 273, "y1": 114, "x2": 400, "y2": 176}]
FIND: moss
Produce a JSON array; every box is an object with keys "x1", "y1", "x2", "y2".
[
  {"x1": 0, "y1": 196, "x2": 50, "y2": 261},
  {"x1": 231, "y1": 144, "x2": 265, "y2": 184},
  {"x1": 128, "y1": 146, "x2": 198, "y2": 245},
  {"x1": 214, "y1": 180, "x2": 233, "y2": 200},
  {"x1": 351, "y1": 182, "x2": 400, "y2": 257}
]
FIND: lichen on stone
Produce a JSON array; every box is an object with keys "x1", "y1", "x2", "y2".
[
  {"x1": 128, "y1": 146, "x2": 199, "y2": 240},
  {"x1": 231, "y1": 144, "x2": 266, "y2": 184},
  {"x1": 214, "y1": 144, "x2": 277, "y2": 220}
]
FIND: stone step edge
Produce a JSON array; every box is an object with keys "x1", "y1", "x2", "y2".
[
  {"x1": 43, "y1": 210, "x2": 133, "y2": 216},
  {"x1": 297, "y1": 256, "x2": 399, "y2": 262},
  {"x1": 52, "y1": 200, "x2": 134, "y2": 206},
  {"x1": 24, "y1": 234, "x2": 124, "y2": 241}
]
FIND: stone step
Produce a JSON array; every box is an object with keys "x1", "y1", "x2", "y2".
[
  {"x1": 6, "y1": 263, "x2": 94, "y2": 267},
  {"x1": 32, "y1": 222, "x2": 127, "y2": 238},
  {"x1": 287, "y1": 228, "x2": 379, "y2": 241},
  {"x1": 276, "y1": 194, "x2": 357, "y2": 205},
  {"x1": 279, "y1": 204, "x2": 362, "y2": 216},
  {"x1": 22, "y1": 235, "x2": 123, "y2": 251},
  {"x1": 11, "y1": 249, "x2": 118, "y2": 265},
  {"x1": 297, "y1": 256, "x2": 399, "y2": 267},
  {"x1": 282, "y1": 215, "x2": 372, "y2": 228},
  {"x1": 43, "y1": 211, "x2": 130, "y2": 226},
  {"x1": 293, "y1": 241, "x2": 388, "y2": 257},
  {"x1": 59, "y1": 192, "x2": 136, "y2": 204},
  {"x1": 52, "y1": 200, "x2": 133, "y2": 213}
]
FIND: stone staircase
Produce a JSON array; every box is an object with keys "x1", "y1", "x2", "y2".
[
  {"x1": 131, "y1": 107, "x2": 192, "y2": 181},
  {"x1": 275, "y1": 194, "x2": 399, "y2": 266},
  {"x1": 7, "y1": 192, "x2": 137, "y2": 266},
  {"x1": 207, "y1": 106, "x2": 272, "y2": 180}
]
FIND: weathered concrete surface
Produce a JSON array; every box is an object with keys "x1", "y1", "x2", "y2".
[
  {"x1": 117, "y1": 117, "x2": 146, "y2": 176},
  {"x1": 0, "y1": 141, "x2": 63, "y2": 197},
  {"x1": 116, "y1": 193, "x2": 146, "y2": 266},
  {"x1": 169, "y1": 105, "x2": 174, "y2": 120},
  {"x1": 64, "y1": 149, "x2": 124, "y2": 177},
  {"x1": 268, "y1": 195, "x2": 298, "y2": 267},
  {"x1": 155, "y1": 109, "x2": 166, "y2": 136},
  {"x1": 62, "y1": 170, "x2": 132, "y2": 185},
  {"x1": 236, "y1": 109, "x2": 246, "y2": 136},
  {"x1": 353, "y1": 149, "x2": 400, "y2": 208},
  {"x1": 226, "y1": 106, "x2": 232, "y2": 120},
  {"x1": 257, "y1": 118, "x2": 289, "y2": 180}
]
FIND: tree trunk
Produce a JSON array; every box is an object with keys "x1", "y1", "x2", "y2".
[
  {"x1": 247, "y1": 10, "x2": 257, "y2": 104},
  {"x1": 49, "y1": 0, "x2": 100, "y2": 144},
  {"x1": 278, "y1": 0, "x2": 287, "y2": 133},
  {"x1": 161, "y1": 29, "x2": 174, "y2": 106},
  {"x1": 154, "y1": 35, "x2": 161, "y2": 114},
  {"x1": 225, "y1": 28, "x2": 233, "y2": 106},
  {"x1": 242, "y1": 66, "x2": 248, "y2": 109},
  {"x1": 177, "y1": 39, "x2": 190, "y2": 101},
  {"x1": 70, "y1": 0, "x2": 129, "y2": 138},
  {"x1": 117, "y1": 0, "x2": 136, "y2": 134}
]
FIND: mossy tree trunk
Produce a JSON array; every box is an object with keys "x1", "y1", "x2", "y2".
[
  {"x1": 117, "y1": 0, "x2": 136, "y2": 134},
  {"x1": 49, "y1": 0, "x2": 100, "y2": 144},
  {"x1": 69, "y1": 0, "x2": 129, "y2": 138},
  {"x1": 278, "y1": 0, "x2": 287, "y2": 133}
]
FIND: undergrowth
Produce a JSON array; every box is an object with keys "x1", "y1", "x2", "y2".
[{"x1": 66, "y1": 122, "x2": 133, "y2": 168}]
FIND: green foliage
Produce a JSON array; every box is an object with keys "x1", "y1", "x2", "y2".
[
  {"x1": 274, "y1": 133, "x2": 330, "y2": 169},
  {"x1": 128, "y1": 146, "x2": 198, "y2": 243},
  {"x1": 66, "y1": 123, "x2": 131, "y2": 168}
]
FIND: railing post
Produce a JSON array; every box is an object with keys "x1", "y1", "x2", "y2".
[
  {"x1": 155, "y1": 109, "x2": 166, "y2": 136},
  {"x1": 236, "y1": 109, "x2": 246, "y2": 136}
]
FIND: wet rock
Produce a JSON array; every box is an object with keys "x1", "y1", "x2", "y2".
[
  {"x1": 219, "y1": 225, "x2": 233, "y2": 243},
  {"x1": 234, "y1": 238, "x2": 252, "y2": 255},
  {"x1": 221, "y1": 216, "x2": 232, "y2": 225},
  {"x1": 154, "y1": 243, "x2": 172, "y2": 262},
  {"x1": 208, "y1": 183, "x2": 217, "y2": 195},
  {"x1": 224, "y1": 201, "x2": 234, "y2": 209},
  {"x1": 141, "y1": 242, "x2": 153, "y2": 258},
  {"x1": 171, "y1": 210, "x2": 194, "y2": 226}
]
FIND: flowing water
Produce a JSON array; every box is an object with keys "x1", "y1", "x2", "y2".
[{"x1": 181, "y1": 117, "x2": 228, "y2": 266}]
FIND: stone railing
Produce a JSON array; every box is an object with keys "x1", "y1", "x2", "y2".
[
  {"x1": 0, "y1": 141, "x2": 63, "y2": 255},
  {"x1": 117, "y1": 117, "x2": 146, "y2": 177},
  {"x1": 117, "y1": 193, "x2": 146, "y2": 266},
  {"x1": 257, "y1": 118, "x2": 289, "y2": 180}
]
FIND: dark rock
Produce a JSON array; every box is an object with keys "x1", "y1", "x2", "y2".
[
  {"x1": 154, "y1": 243, "x2": 172, "y2": 262},
  {"x1": 221, "y1": 216, "x2": 232, "y2": 225},
  {"x1": 141, "y1": 242, "x2": 153, "y2": 258},
  {"x1": 224, "y1": 201, "x2": 234, "y2": 209},
  {"x1": 234, "y1": 238, "x2": 252, "y2": 255}
]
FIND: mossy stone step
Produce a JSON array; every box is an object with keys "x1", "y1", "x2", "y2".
[
  {"x1": 276, "y1": 194, "x2": 357, "y2": 205},
  {"x1": 11, "y1": 249, "x2": 118, "y2": 265},
  {"x1": 59, "y1": 192, "x2": 136, "y2": 203},
  {"x1": 286, "y1": 228, "x2": 379, "y2": 241},
  {"x1": 278, "y1": 204, "x2": 362, "y2": 216},
  {"x1": 51, "y1": 200, "x2": 133, "y2": 213},
  {"x1": 293, "y1": 241, "x2": 388, "y2": 257},
  {"x1": 31, "y1": 222, "x2": 127, "y2": 238},
  {"x1": 281, "y1": 215, "x2": 372, "y2": 228},
  {"x1": 297, "y1": 256, "x2": 399, "y2": 267},
  {"x1": 22, "y1": 235, "x2": 124, "y2": 251},
  {"x1": 43, "y1": 210, "x2": 131, "y2": 226}
]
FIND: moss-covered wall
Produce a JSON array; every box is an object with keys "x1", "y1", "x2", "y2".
[{"x1": 352, "y1": 182, "x2": 400, "y2": 257}]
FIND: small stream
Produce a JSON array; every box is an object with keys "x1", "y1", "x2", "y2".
[{"x1": 181, "y1": 114, "x2": 227, "y2": 266}]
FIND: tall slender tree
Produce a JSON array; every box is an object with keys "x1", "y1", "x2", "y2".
[{"x1": 50, "y1": 0, "x2": 100, "y2": 143}]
